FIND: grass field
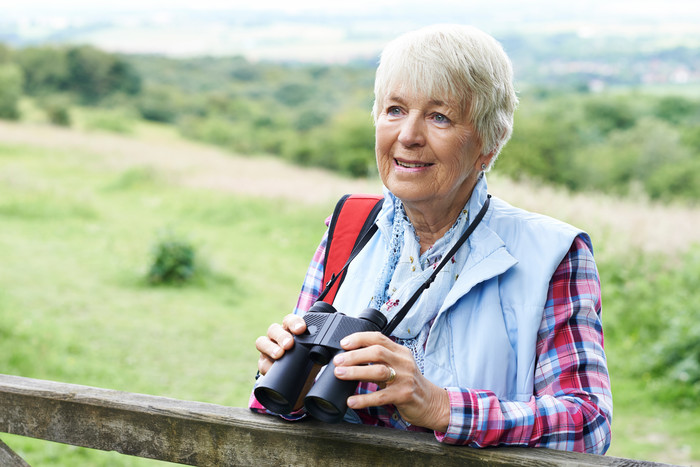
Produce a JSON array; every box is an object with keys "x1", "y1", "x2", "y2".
[{"x1": 0, "y1": 120, "x2": 698, "y2": 465}]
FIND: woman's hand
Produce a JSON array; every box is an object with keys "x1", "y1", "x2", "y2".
[
  {"x1": 255, "y1": 314, "x2": 306, "y2": 376},
  {"x1": 331, "y1": 331, "x2": 451, "y2": 432}
]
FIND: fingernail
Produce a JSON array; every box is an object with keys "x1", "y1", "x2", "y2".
[
  {"x1": 340, "y1": 337, "x2": 350, "y2": 347},
  {"x1": 282, "y1": 337, "x2": 293, "y2": 348},
  {"x1": 292, "y1": 322, "x2": 304, "y2": 332},
  {"x1": 334, "y1": 354, "x2": 345, "y2": 365},
  {"x1": 272, "y1": 347, "x2": 282, "y2": 358},
  {"x1": 347, "y1": 397, "x2": 357, "y2": 408},
  {"x1": 335, "y1": 366, "x2": 346, "y2": 376}
]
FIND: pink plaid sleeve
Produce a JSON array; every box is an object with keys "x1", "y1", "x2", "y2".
[{"x1": 434, "y1": 236, "x2": 612, "y2": 454}]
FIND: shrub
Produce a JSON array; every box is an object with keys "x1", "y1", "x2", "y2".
[
  {"x1": 147, "y1": 231, "x2": 197, "y2": 285},
  {"x1": 136, "y1": 85, "x2": 184, "y2": 123},
  {"x1": 601, "y1": 246, "x2": 700, "y2": 408},
  {"x1": 40, "y1": 95, "x2": 72, "y2": 126}
]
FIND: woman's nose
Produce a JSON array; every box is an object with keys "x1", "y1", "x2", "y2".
[{"x1": 397, "y1": 114, "x2": 426, "y2": 147}]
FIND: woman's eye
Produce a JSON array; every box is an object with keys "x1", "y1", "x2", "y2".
[
  {"x1": 433, "y1": 113, "x2": 450, "y2": 124},
  {"x1": 387, "y1": 106, "x2": 402, "y2": 116}
]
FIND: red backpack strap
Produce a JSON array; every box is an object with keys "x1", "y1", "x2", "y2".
[{"x1": 319, "y1": 194, "x2": 384, "y2": 305}]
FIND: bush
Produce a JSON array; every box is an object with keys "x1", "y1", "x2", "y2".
[
  {"x1": 40, "y1": 95, "x2": 72, "y2": 126},
  {"x1": 136, "y1": 85, "x2": 184, "y2": 123},
  {"x1": 602, "y1": 246, "x2": 700, "y2": 408},
  {"x1": 147, "y1": 231, "x2": 197, "y2": 285}
]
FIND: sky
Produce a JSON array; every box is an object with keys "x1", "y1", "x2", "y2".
[
  {"x1": 4, "y1": 0, "x2": 700, "y2": 22},
  {"x1": 2, "y1": 0, "x2": 699, "y2": 60}
]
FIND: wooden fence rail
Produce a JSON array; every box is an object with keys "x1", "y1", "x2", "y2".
[{"x1": 0, "y1": 374, "x2": 672, "y2": 466}]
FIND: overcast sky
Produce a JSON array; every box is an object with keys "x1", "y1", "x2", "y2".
[
  {"x1": 3, "y1": 0, "x2": 698, "y2": 59},
  {"x1": 3, "y1": 0, "x2": 699, "y2": 19}
]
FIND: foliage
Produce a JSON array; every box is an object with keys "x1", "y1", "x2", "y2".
[
  {"x1": 0, "y1": 63, "x2": 24, "y2": 120},
  {"x1": 0, "y1": 43, "x2": 12, "y2": 63},
  {"x1": 147, "y1": 231, "x2": 198, "y2": 285},
  {"x1": 13, "y1": 44, "x2": 141, "y2": 104},
  {"x1": 14, "y1": 45, "x2": 70, "y2": 95},
  {"x1": 601, "y1": 247, "x2": 700, "y2": 408},
  {"x1": 39, "y1": 94, "x2": 72, "y2": 126},
  {"x1": 135, "y1": 84, "x2": 185, "y2": 123},
  {"x1": 64, "y1": 46, "x2": 142, "y2": 104},
  {"x1": 499, "y1": 92, "x2": 700, "y2": 201},
  {"x1": 2, "y1": 41, "x2": 700, "y2": 196}
]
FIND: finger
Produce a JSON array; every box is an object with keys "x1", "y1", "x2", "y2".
[
  {"x1": 282, "y1": 314, "x2": 307, "y2": 335},
  {"x1": 267, "y1": 322, "x2": 295, "y2": 350},
  {"x1": 333, "y1": 361, "x2": 393, "y2": 383},
  {"x1": 257, "y1": 354, "x2": 275, "y2": 375},
  {"x1": 333, "y1": 344, "x2": 394, "y2": 368},
  {"x1": 255, "y1": 335, "x2": 285, "y2": 361},
  {"x1": 340, "y1": 331, "x2": 394, "y2": 351},
  {"x1": 346, "y1": 388, "x2": 394, "y2": 410}
]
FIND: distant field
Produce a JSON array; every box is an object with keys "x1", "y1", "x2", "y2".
[{"x1": 0, "y1": 121, "x2": 698, "y2": 465}]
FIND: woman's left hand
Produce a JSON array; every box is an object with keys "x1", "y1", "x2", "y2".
[{"x1": 332, "y1": 331, "x2": 450, "y2": 432}]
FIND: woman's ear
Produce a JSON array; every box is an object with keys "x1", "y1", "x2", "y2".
[{"x1": 478, "y1": 149, "x2": 497, "y2": 171}]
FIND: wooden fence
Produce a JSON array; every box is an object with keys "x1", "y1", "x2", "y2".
[{"x1": 0, "y1": 374, "x2": 673, "y2": 466}]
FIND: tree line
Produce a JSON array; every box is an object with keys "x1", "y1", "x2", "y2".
[{"x1": 1, "y1": 42, "x2": 699, "y2": 202}]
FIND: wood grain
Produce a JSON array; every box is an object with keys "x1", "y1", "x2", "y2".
[{"x1": 0, "y1": 374, "x2": 672, "y2": 466}]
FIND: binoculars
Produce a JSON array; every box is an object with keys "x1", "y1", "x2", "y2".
[{"x1": 254, "y1": 301, "x2": 387, "y2": 423}]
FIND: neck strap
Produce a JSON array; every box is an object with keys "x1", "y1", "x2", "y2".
[{"x1": 382, "y1": 195, "x2": 491, "y2": 336}]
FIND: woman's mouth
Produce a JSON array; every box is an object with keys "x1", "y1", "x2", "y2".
[{"x1": 395, "y1": 159, "x2": 433, "y2": 169}]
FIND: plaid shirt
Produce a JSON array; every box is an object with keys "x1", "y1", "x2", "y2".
[{"x1": 252, "y1": 233, "x2": 612, "y2": 454}]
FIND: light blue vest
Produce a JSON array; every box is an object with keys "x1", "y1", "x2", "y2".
[{"x1": 332, "y1": 177, "x2": 588, "y2": 401}]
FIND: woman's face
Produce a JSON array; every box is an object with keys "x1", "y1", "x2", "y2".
[{"x1": 375, "y1": 88, "x2": 489, "y2": 216}]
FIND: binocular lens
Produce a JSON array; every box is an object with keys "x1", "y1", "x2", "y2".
[
  {"x1": 303, "y1": 359, "x2": 358, "y2": 423},
  {"x1": 254, "y1": 343, "x2": 315, "y2": 415},
  {"x1": 256, "y1": 387, "x2": 289, "y2": 408},
  {"x1": 304, "y1": 396, "x2": 343, "y2": 421}
]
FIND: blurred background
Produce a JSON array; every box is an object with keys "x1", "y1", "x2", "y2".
[{"x1": 0, "y1": 1, "x2": 699, "y2": 465}]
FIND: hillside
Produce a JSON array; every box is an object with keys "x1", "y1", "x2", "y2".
[
  {"x1": 2, "y1": 120, "x2": 700, "y2": 464},
  {"x1": 2, "y1": 120, "x2": 698, "y2": 258}
]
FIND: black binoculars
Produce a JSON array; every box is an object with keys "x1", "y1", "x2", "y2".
[{"x1": 254, "y1": 301, "x2": 387, "y2": 423}]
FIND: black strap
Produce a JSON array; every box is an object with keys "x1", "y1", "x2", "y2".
[{"x1": 382, "y1": 195, "x2": 491, "y2": 336}]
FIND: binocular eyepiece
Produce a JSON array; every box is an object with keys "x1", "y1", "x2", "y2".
[{"x1": 254, "y1": 301, "x2": 387, "y2": 423}]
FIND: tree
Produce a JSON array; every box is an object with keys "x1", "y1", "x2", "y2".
[
  {"x1": 655, "y1": 96, "x2": 699, "y2": 125},
  {"x1": 65, "y1": 45, "x2": 141, "y2": 104},
  {"x1": 0, "y1": 64, "x2": 24, "y2": 120},
  {"x1": 14, "y1": 46, "x2": 70, "y2": 95}
]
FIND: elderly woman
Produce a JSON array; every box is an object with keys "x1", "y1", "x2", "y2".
[{"x1": 251, "y1": 24, "x2": 612, "y2": 454}]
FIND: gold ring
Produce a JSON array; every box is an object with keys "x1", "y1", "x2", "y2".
[{"x1": 386, "y1": 366, "x2": 396, "y2": 384}]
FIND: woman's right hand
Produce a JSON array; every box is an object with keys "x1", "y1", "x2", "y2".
[{"x1": 255, "y1": 314, "x2": 307, "y2": 376}]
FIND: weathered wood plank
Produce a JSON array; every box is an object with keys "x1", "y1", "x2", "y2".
[
  {"x1": 0, "y1": 437, "x2": 31, "y2": 467},
  {"x1": 0, "y1": 374, "x2": 673, "y2": 466}
]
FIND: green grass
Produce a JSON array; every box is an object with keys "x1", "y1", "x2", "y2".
[
  {"x1": 0, "y1": 139, "x2": 331, "y2": 465},
  {"x1": 605, "y1": 376, "x2": 700, "y2": 464},
  {"x1": 1, "y1": 129, "x2": 699, "y2": 465}
]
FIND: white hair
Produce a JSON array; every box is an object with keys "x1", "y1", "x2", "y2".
[{"x1": 372, "y1": 24, "x2": 518, "y2": 167}]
